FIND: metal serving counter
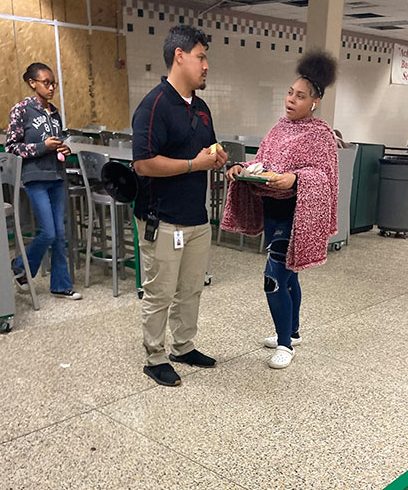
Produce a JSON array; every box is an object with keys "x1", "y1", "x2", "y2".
[
  {"x1": 0, "y1": 135, "x2": 132, "y2": 161},
  {"x1": 66, "y1": 140, "x2": 132, "y2": 162}
]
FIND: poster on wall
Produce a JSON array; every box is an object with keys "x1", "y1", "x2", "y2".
[{"x1": 391, "y1": 43, "x2": 408, "y2": 85}]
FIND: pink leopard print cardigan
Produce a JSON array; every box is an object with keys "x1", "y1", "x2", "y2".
[{"x1": 221, "y1": 116, "x2": 339, "y2": 271}]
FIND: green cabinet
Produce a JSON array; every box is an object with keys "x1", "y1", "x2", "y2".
[{"x1": 350, "y1": 143, "x2": 384, "y2": 234}]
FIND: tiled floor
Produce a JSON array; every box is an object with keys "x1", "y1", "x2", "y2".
[{"x1": 1, "y1": 229, "x2": 407, "y2": 489}]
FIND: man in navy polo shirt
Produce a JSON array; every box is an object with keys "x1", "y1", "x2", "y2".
[{"x1": 132, "y1": 24, "x2": 228, "y2": 387}]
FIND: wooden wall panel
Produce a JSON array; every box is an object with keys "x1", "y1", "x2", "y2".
[
  {"x1": 39, "y1": 0, "x2": 54, "y2": 20},
  {"x1": 0, "y1": 0, "x2": 12, "y2": 14},
  {"x1": 0, "y1": 0, "x2": 126, "y2": 24},
  {"x1": 2, "y1": 0, "x2": 120, "y2": 25},
  {"x1": 0, "y1": 1, "x2": 130, "y2": 131},
  {"x1": 52, "y1": 0, "x2": 67, "y2": 22},
  {"x1": 12, "y1": 0, "x2": 41, "y2": 18},
  {"x1": 91, "y1": 31, "x2": 129, "y2": 130},
  {"x1": 91, "y1": 0, "x2": 121, "y2": 28},
  {"x1": 59, "y1": 27, "x2": 92, "y2": 128},
  {"x1": 65, "y1": 0, "x2": 88, "y2": 25},
  {"x1": 0, "y1": 21, "x2": 57, "y2": 129},
  {"x1": 14, "y1": 22, "x2": 57, "y2": 93},
  {"x1": 0, "y1": 20, "x2": 20, "y2": 129}
]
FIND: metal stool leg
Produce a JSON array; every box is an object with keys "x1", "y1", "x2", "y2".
[
  {"x1": 84, "y1": 193, "x2": 94, "y2": 288},
  {"x1": 110, "y1": 202, "x2": 118, "y2": 297},
  {"x1": 14, "y1": 200, "x2": 39, "y2": 310}
]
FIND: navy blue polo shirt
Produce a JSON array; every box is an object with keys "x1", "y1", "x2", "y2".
[{"x1": 132, "y1": 76, "x2": 216, "y2": 225}]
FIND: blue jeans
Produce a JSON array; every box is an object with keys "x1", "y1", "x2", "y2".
[
  {"x1": 13, "y1": 180, "x2": 72, "y2": 292},
  {"x1": 264, "y1": 216, "x2": 301, "y2": 348}
]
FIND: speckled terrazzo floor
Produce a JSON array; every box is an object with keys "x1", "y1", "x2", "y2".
[{"x1": 1, "y1": 229, "x2": 407, "y2": 490}]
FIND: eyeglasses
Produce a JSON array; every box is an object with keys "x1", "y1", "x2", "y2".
[{"x1": 32, "y1": 79, "x2": 58, "y2": 89}]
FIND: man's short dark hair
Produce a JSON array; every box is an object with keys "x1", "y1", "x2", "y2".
[{"x1": 163, "y1": 24, "x2": 209, "y2": 69}]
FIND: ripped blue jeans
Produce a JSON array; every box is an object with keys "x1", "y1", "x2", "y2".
[{"x1": 264, "y1": 215, "x2": 301, "y2": 348}]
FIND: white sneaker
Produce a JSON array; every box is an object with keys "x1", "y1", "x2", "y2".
[
  {"x1": 51, "y1": 290, "x2": 82, "y2": 300},
  {"x1": 268, "y1": 346, "x2": 295, "y2": 369},
  {"x1": 264, "y1": 334, "x2": 302, "y2": 349}
]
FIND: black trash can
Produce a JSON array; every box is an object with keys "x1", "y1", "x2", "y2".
[{"x1": 377, "y1": 155, "x2": 408, "y2": 233}]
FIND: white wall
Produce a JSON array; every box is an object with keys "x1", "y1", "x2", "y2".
[
  {"x1": 124, "y1": 0, "x2": 407, "y2": 147},
  {"x1": 335, "y1": 43, "x2": 407, "y2": 146}
]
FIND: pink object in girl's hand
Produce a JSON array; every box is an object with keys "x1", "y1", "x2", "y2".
[{"x1": 57, "y1": 152, "x2": 65, "y2": 162}]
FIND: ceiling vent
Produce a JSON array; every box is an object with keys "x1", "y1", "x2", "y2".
[
  {"x1": 370, "y1": 25, "x2": 403, "y2": 31},
  {"x1": 284, "y1": 0, "x2": 309, "y2": 6},
  {"x1": 347, "y1": 12, "x2": 384, "y2": 19},
  {"x1": 347, "y1": 1, "x2": 377, "y2": 7},
  {"x1": 363, "y1": 20, "x2": 408, "y2": 27}
]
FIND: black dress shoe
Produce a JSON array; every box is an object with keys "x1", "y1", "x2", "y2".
[
  {"x1": 169, "y1": 349, "x2": 216, "y2": 368},
  {"x1": 143, "y1": 363, "x2": 181, "y2": 387}
]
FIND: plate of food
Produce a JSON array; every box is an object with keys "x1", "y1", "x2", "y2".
[{"x1": 235, "y1": 171, "x2": 279, "y2": 183}]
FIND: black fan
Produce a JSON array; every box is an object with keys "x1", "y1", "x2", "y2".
[{"x1": 101, "y1": 161, "x2": 138, "y2": 203}]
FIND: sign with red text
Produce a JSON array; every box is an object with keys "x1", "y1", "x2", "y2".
[{"x1": 391, "y1": 43, "x2": 408, "y2": 85}]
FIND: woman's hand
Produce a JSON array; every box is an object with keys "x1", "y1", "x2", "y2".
[
  {"x1": 226, "y1": 164, "x2": 243, "y2": 181},
  {"x1": 266, "y1": 172, "x2": 296, "y2": 190},
  {"x1": 45, "y1": 136, "x2": 62, "y2": 151},
  {"x1": 57, "y1": 144, "x2": 71, "y2": 156}
]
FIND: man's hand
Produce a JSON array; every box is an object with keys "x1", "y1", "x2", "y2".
[
  {"x1": 192, "y1": 146, "x2": 229, "y2": 172},
  {"x1": 215, "y1": 146, "x2": 228, "y2": 169}
]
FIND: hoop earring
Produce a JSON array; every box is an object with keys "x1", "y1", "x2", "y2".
[{"x1": 311, "y1": 102, "x2": 316, "y2": 111}]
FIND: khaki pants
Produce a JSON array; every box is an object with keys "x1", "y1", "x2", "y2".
[{"x1": 137, "y1": 219, "x2": 211, "y2": 366}]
